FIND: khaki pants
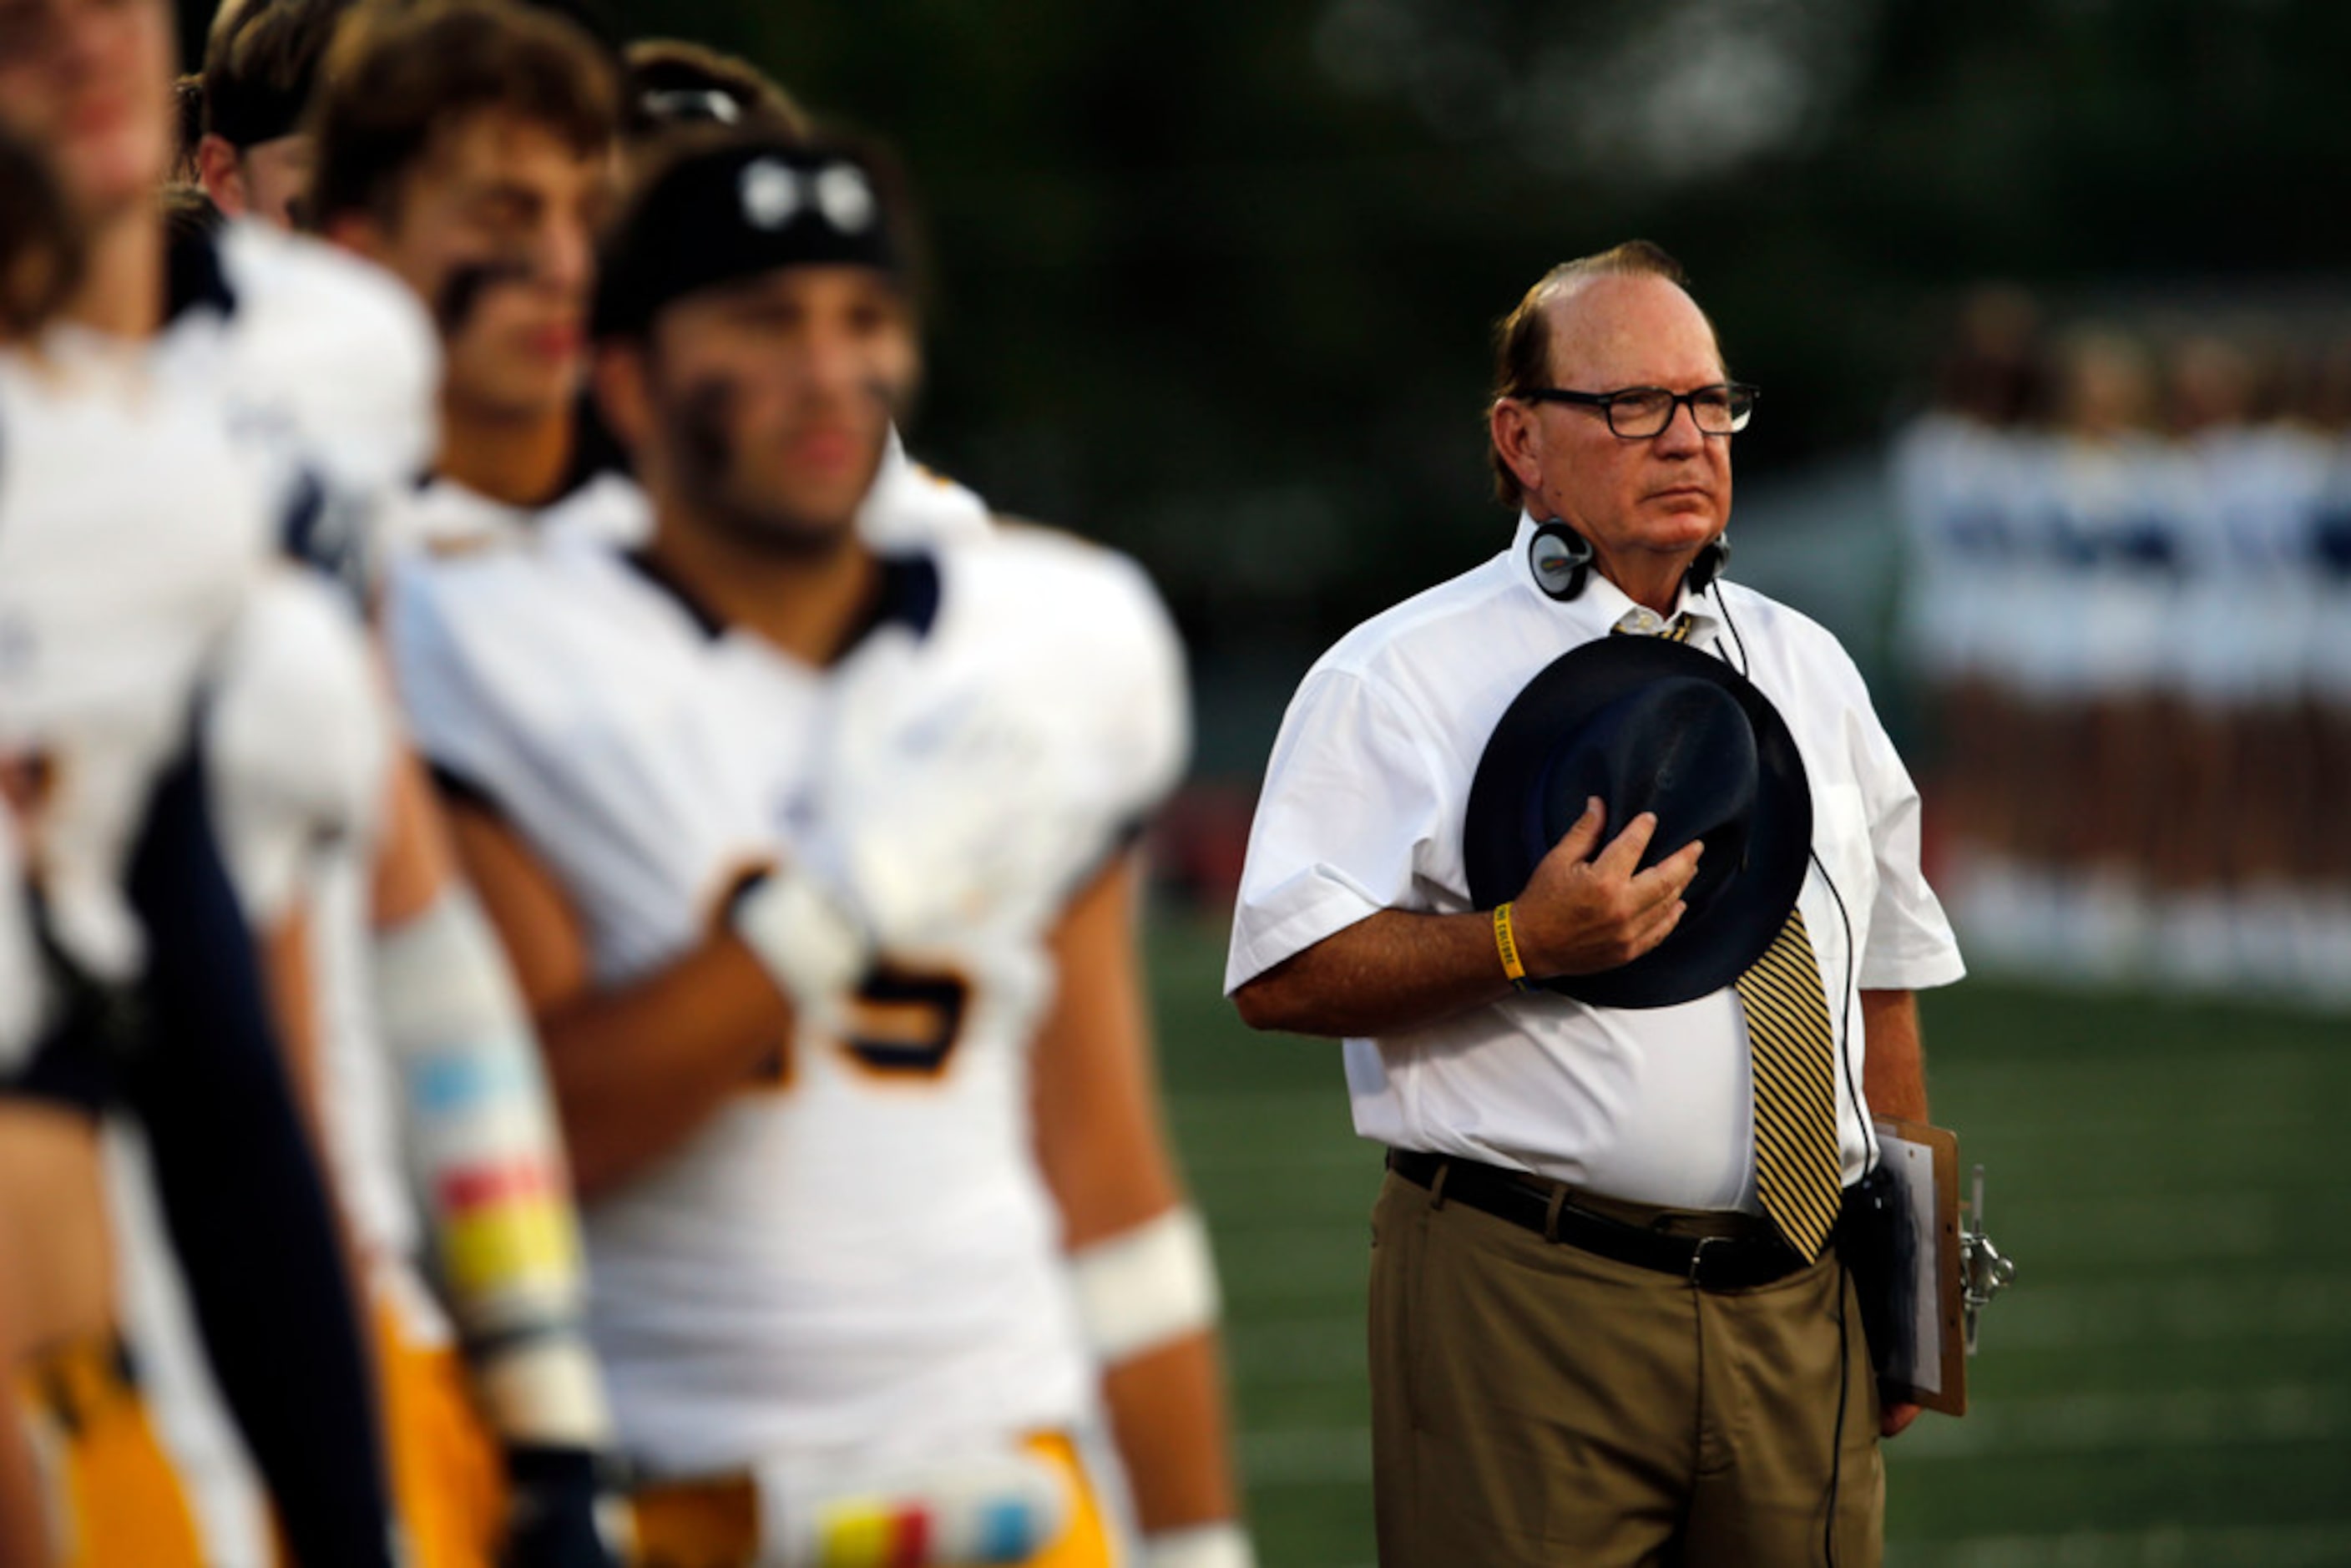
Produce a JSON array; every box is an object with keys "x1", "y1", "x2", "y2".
[{"x1": 1368, "y1": 1169, "x2": 1883, "y2": 1568}]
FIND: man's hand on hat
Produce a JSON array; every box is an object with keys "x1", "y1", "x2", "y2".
[{"x1": 1510, "y1": 797, "x2": 1705, "y2": 979}]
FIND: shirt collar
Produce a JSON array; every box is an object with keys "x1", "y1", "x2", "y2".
[
  {"x1": 1509, "y1": 510, "x2": 1722, "y2": 644},
  {"x1": 620, "y1": 544, "x2": 942, "y2": 658}
]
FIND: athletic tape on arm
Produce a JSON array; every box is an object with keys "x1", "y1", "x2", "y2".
[
  {"x1": 1144, "y1": 1520, "x2": 1258, "y2": 1568},
  {"x1": 729, "y1": 866, "x2": 870, "y2": 1031},
  {"x1": 374, "y1": 885, "x2": 611, "y2": 1448},
  {"x1": 1069, "y1": 1205, "x2": 1222, "y2": 1367}
]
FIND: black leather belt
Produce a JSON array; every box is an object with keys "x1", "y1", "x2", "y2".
[{"x1": 1387, "y1": 1149, "x2": 1813, "y2": 1291}]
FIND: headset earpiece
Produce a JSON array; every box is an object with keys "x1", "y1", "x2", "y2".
[
  {"x1": 1529, "y1": 519, "x2": 1595, "y2": 602},
  {"x1": 1682, "y1": 533, "x2": 1731, "y2": 596},
  {"x1": 1531, "y1": 524, "x2": 1727, "y2": 603}
]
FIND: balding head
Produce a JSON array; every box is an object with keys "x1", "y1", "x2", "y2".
[
  {"x1": 1545, "y1": 273, "x2": 1727, "y2": 407},
  {"x1": 1488, "y1": 241, "x2": 1723, "y2": 505},
  {"x1": 1484, "y1": 241, "x2": 1740, "y2": 613}
]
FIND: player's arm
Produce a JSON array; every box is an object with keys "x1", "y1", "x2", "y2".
[
  {"x1": 370, "y1": 750, "x2": 628, "y2": 1565},
  {"x1": 440, "y1": 789, "x2": 858, "y2": 1200},
  {"x1": 1033, "y1": 852, "x2": 1254, "y2": 1568},
  {"x1": 0, "y1": 1243, "x2": 51, "y2": 1566}
]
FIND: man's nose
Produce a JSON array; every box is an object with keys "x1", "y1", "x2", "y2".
[
  {"x1": 533, "y1": 219, "x2": 594, "y2": 296},
  {"x1": 801, "y1": 325, "x2": 890, "y2": 402},
  {"x1": 1653, "y1": 397, "x2": 1707, "y2": 456}
]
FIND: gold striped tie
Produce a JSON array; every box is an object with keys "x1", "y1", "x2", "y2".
[
  {"x1": 1609, "y1": 611, "x2": 1841, "y2": 1258},
  {"x1": 1736, "y1": 911, "x2": 1843, "y2": 1260}
]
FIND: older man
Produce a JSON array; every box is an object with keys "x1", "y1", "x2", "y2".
[{"x1": 1226, "y1": 241, "x2": 1964, "y2": 1567}]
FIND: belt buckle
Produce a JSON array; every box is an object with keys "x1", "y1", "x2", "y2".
[{"x1": 1687, "y1": 1234, "x2": 1722, "y2": 1287}]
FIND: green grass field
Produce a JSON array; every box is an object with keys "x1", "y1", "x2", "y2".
[{"x1": 1146, "y1": 916, "x2": 2351, "y2": 1566}]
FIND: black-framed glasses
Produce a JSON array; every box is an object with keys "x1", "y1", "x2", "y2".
[{"x1": 1519, "y1": 383, "x2": 1759, "y2": 439}]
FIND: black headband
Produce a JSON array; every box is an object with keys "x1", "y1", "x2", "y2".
[
  {"x1": 637, "y1": 87, "x2": 743, "y2": 129},
  {"x1": 592, "y1": 139, "x2": 904, "y2": 341}
]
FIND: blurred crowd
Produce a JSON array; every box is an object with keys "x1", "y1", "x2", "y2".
[{"x1": 1896, "y1": 287, "x2": 2351, "y2": 1004}]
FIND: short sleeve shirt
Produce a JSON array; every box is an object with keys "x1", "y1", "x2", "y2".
[{"x1": 1226, "y1": 513, "x2": 1965, "y2": 1211}]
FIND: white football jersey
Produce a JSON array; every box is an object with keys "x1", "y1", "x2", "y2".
[
  {"x1": 149, "y1": 222, "x2": 445, "y2": 1279},
  {"x1": 131, "y1": 225, "x2": 442, "y2": 1563},
  {"x1": 0, "y1": 341, "x2": 270, "y2": 984},
  {"x1": 206, "y1": 566, "x2": 429, "y2": 1277},
  {"x1": 378, "y1": 471, "x2": 653, "y2": 561},
  {"x1": 390, "y1": 526, "x2": 1188, "y2": 1475},
  {"x1": 153, "y1": 220, "x2": 441, "y2": 594},
  {"x1": 859, "y1": 428, "x2": 993, "y2": 549},
  {"x1": 0, "y1": 340, "x2": 278, "y2": 1565}
]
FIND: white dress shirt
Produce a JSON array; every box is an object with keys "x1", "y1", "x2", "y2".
[{"x1": 1226, "y1": 513, "x2": 1965, "y2": 1211}]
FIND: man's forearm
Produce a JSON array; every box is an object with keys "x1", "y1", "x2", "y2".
[
  {"x1": 1233, "y1": 908, "x2": 1514, "y2": 1038},
  {"x1": 1103, "y1": 1331, "x2": 1243, "y2": 1535},
  {"x1": 540, "y1": 938, "x2": 791, "y2": 1198},
  {"x1": 1859, "y1": 989, "x2": 1928, "y2": 1124}
]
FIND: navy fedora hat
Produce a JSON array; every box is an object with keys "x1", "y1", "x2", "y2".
[{"x1": 1463, "y1": 636, "x2": 1812, "y2": 1009}]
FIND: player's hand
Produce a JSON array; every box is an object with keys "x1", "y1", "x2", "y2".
[
  {"x1": 820, "y1": 695, "x2": 1071, "y2": 953},
  {"x1": 1509, "y1": 798, "x2": 1704, "y2": 979},
  {"x1": 731, "y1": 865, "x2": 872, "y2": 1031},
  {"x1": 501, "y1": 1446, "x2": 632, "y2": 1568},
  {"x1": 1881, "y1": 1400, "x2": 1922, "y2": 1439}
]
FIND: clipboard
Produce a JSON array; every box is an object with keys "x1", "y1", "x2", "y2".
[{"x1": 1866, "y1": 1116, "x2": 1969, "y2": 1416}]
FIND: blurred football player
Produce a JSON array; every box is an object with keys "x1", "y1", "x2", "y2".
[
  {"x1": 0, "y1": 1, "x2": 630, "y2": 1561},
  {"x1": 192, "y1": 0, "x2": 349, "y2": 229},
  {"x1": 0, "y1": 113, "x2": 397, "y2": 1566},
  {"x1": 618, "y1": 53, "x2": 996, "y2": 557},
  {"x1": 310, "y1": 0, "x2": 635, "y2": 554},
  {"x1": 391, "y1": 134, "x2": 1252, "y2": 1568}
]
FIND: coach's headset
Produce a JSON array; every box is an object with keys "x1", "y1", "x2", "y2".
[{"x1": 1528, "y1": 518, "x2": 1730, "y2": 604}]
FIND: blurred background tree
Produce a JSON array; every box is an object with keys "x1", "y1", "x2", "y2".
[
  {"x1": 183, "y1": 0, "x2": 2351, "y2": 759},
  {"x1": 570, "y1": 0, "x2": 2348, "y2": 615}
]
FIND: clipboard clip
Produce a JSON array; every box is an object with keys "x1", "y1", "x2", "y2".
[{"x1": 1959, "y1": 1161, "x2": 2017, "y2": 1355}]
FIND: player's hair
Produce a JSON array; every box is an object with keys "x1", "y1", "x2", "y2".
[
  {"x1": 170, "y1": 73, "x2": 208, "y2": 181},
  {"x1": 622, "y1": 38, "x2": 811, "y2": 149},
  {"x1": 201, "y1": 0, "x2": 354, "y2": 151},
  {"x1": 0, "y1": 129, "x2": 85, "y2": 342},
  {"x1": 1487, "y1": 240, "x2": 1717, "y2": 505},
  {"x1": 306, "y1": 0, "x2": 619, "y2": 232}
]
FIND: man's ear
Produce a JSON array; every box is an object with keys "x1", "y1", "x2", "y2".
[
  {"x1": 1489, "y1": 398, "x2": 1546, "y2": 496},
  {"x1": 317, "y1": 204, "x2": 392, "y2": 268},
  {"x1": 592, "y1": 341, "x2": 651, "y2": 458},
  {"x1": 195, "y1": 134, "x2": 248, "y2": 218}
]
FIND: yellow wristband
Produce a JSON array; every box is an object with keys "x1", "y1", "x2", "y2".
[{"x1": 1493, "y1": 901, "x2": 1531, "y2": 992}]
